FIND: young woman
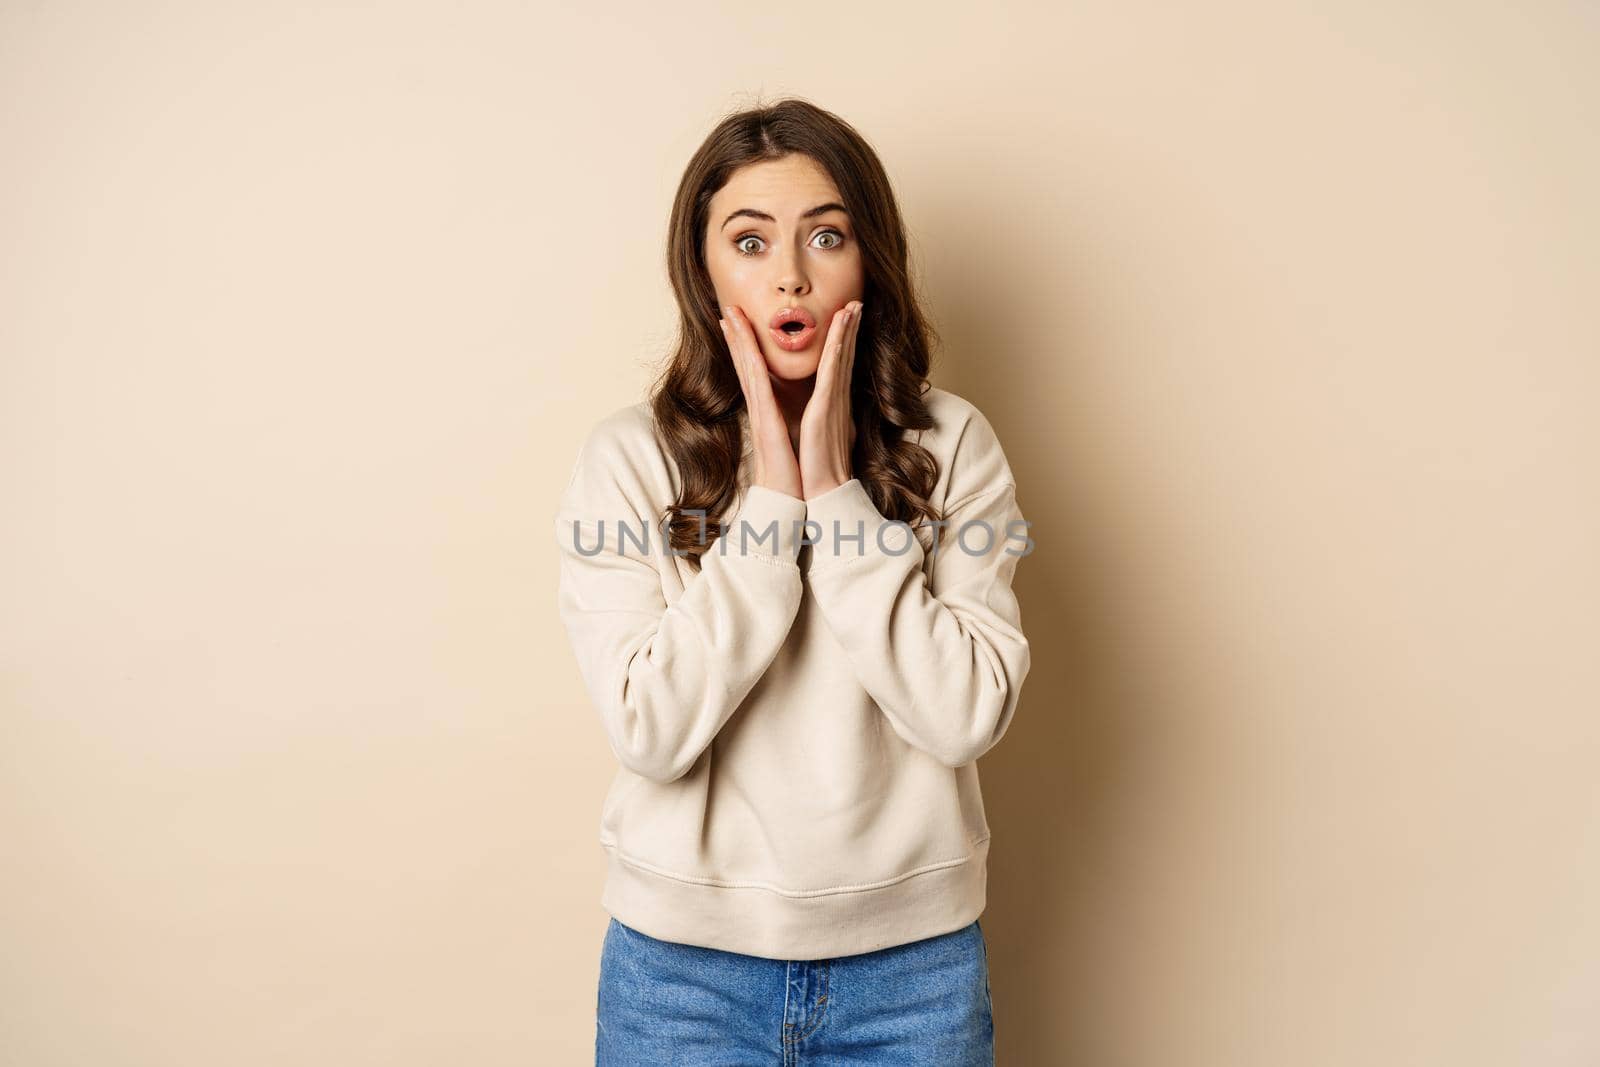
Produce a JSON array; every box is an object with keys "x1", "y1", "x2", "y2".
[{"x1": 555, "y1": 97, "x2": 1033, "y2": 1064}]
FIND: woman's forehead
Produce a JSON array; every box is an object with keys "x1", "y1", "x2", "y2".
[{"x1": 712, "y1": 156, "x2": 842, "y2": 212}]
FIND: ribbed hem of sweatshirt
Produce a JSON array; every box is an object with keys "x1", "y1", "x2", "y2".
[
  {"x1": 720, "y1": 484, "x2": 808, "y2": 561},
  {"x1": 598, "y1": 835, "x2": 989, "y2": 961},
  {"x1": 803, "y1": 477, "x2": 918, "y2": 571}
]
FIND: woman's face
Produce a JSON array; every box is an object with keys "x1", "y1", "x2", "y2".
[{"x1": 703, "y1": 153, "x2": 865, "y2": 381}]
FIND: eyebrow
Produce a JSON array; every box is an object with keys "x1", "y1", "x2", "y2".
[{"x1": 720, "y1": 202, "x2": 850, "y2": 231}]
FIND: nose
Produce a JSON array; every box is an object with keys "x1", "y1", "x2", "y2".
[{"x1": 776, "y1": 246, "x2": 809, "y2": 297}]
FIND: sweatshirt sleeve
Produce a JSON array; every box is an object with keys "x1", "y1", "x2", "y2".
[
  {"x1": 555, "y1": 419, "x2": 809, "y2": 783},
  {"x1": 801, "y1": 426, "x2": 1032, "y2": 768}
]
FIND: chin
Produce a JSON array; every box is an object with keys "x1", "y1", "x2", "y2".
[{"x1": 761, "y1": 348, "x2": 822, "y2": 380}]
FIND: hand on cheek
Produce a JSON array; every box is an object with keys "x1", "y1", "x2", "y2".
[
  {"x1": 798, "y1": 301, "x2": 862, "y2": 500},
  {"x1": 719, "y1": 305, "x2": 805, "y2": 501}
]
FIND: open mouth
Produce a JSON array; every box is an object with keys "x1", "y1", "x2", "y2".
[
  {"x1": 767, "y1": 306, "x2": 819, "y2": 351},
  {"x1": 767, "y1": 322, "x2": 817, "y2": 350},
  {"x1": 769, "y1": 307, "x2": 817, "y2": 330}
]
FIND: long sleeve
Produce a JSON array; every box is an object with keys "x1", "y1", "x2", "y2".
[
  {"x1": 555, "y1": 420, "x2": 809, "y2": 783},
  {"x1": 802, "y1": 459, "x2": 1032, "y2": 768}
]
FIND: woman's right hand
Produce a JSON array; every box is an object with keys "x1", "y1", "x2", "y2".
[{"x1": 720, "y1": 306, "x2": 804, "y2": 501}]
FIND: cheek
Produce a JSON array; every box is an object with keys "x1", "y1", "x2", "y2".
[
  {"x1": 705, "y1": 265, "x2": 738, "y2": 305},
  {"x1": 824, "y1": 250, "x2": 865, "y2": 291},
  {"x1": 722, "y1": 262, "x2": 761, "y2": 292}
]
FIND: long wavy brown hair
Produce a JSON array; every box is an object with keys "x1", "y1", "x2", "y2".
[{"x1": 650, "y1": 97, "x2": 944, "y2": 566}]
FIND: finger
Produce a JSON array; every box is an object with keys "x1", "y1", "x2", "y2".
[
  {"x1": 839, "y1": 304, "x2": 859, "y2": 438},
  {"x1": 720, "y1": 315, "x2": 753, "y2": 407},
  {"x1": 830, "y1": 303, "x2": 859, "y2": 402},
  {"x1": 726, "y1": 307, "x2": 787, "y2": 448},
  {"x1": 842, "y1": 301, "x2": 861, "y2": 390},
  {"x1": 816, "y1": 305, "x2": 849, "y2": 393},
  {"x1": 844, "y1": 303, "x2": 857, "y2": 375},
  {"x1": 729, "y1": 306, "x2": 780, "y2": 410}
]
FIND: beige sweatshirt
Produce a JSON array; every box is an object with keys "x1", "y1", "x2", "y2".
[{"x1": 554, "y1": 385, "x2": 1032, "y2": 960}]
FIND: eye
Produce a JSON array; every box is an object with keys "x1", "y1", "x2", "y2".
[{"x1": 731, "y1": 228, "x2": 848, "y2": 258}]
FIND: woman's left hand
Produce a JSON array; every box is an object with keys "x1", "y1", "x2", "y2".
[{"x1": 798, "y1": 300, "x2": 863, "y2": 499}]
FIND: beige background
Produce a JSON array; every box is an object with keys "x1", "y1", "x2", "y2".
[{"x1": 3, "y1": 1, "x2": 1597, "y2": 1063}]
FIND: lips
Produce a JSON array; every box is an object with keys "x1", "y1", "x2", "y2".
[
  {"x1": 769, "y1": 307, "x2": 817, "y2": 332},
  {"x1": 766, "y1": 305, "x2": 819, "y2": 352}
]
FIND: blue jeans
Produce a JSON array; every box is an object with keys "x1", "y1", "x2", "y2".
[{"x1": 595, "y1": 916, "x2": 994, "y2": 1065}]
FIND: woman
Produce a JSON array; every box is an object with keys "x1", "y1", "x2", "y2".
[{"x1": 555, "y1": 97, "x2": 1032, "y2": 1064}]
